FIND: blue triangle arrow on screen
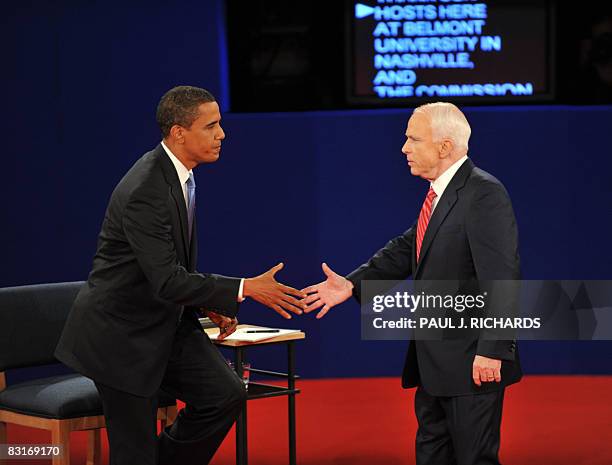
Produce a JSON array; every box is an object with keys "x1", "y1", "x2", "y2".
[{"x1": 355, "y1": 3, "x2": 375, "y2": 19}]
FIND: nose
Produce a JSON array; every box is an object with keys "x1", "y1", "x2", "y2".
[
  {"x1": 402, "y1": 140, "x2": 411, "y2": 155},
  {"x1": 217, "y1": 125, "x2": 226, "y2": 140}
]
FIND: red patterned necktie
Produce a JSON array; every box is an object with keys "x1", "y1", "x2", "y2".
[{"x1": 416, "y1": 187, "x2": 437, "y2": 262}]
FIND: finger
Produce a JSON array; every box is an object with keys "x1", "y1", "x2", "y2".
[
  {"x1": 302, "y1": 293, "x2": 320, "y2": 305},
  {"x1": 316, "y1": 304, "x2": 331, "y2": 319},
  {"x1": 322, "y1": 262, "x2": 336, "y2": 278},
  {"x1": 473, "y1": 365, "x2": 482, "y2": 386},
  {"x1": 225, "y1": 324, "x2": 238, "y2": 337},
  {"x1": 271, "y1": 303, "x2": 291, "y2": 319},
  {"x1": 279, "y1": 284, "x2": 308, "y2": 299},
  {"x1": 304, "y1": 299, "x2": 324, "y2": 313},
  {"x1": 480, "y1": 368, "x2": 490, "y2": 384},
  {"x1": 277, "y1": 298, "x2": 304, "y2": 315},
  {"x1": 485, "y1": 368, "x2": 495, "y2": 382},
  {"x1": 269, "y1": 262, "x2": 284, "y2": 276},
  {"x1": 279, "y1": 293, "x2": 306, "y2": 310},
  {"x1": 302, "y1": 284, "x2": 321, "y2": 294},
  {"x1": 494, "y1": 368, "x2": 502, "y2": 383}
]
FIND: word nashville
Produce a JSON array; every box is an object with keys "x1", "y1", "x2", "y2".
[{"x1": 372, "y1": 291, "x2": 486, "y2": 313}]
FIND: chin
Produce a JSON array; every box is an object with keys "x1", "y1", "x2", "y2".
[{"x1": 203, "y1": 154, "x2": 220, "y2": 164}]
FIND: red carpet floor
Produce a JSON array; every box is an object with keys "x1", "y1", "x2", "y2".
[{"x1": 4, "y1": 376, "x2": 612, "y2": 465}]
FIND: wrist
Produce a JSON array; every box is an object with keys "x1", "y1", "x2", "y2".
[{"x1": 243, "y1": 278, "x2": 255, "y2": 298}]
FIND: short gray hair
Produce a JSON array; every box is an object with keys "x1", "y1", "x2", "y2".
[{"x1": 413, "y1": 102, "x2": 471, "y2": 152}]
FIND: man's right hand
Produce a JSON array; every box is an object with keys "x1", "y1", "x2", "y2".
[
  {"x1": 301, "y1": 263, "x2": 354, "y2": 319},
  {"x1": 243, "y1": 263, "x2": 307, "y2": 319}
]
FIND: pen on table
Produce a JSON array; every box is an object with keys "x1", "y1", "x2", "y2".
[{"x1": 245, "y1": 330, "x2": 280, "y2": 333}]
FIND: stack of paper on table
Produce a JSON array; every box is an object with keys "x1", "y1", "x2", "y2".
[{"x1": 207, "y1": 327, "x2": 302, "y2": 342}]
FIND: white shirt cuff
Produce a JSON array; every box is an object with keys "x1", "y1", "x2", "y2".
[{"x1": 237, "y1": 278, "x2": 245, "y2": 302}]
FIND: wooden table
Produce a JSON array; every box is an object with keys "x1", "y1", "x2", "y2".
[{"x1": 204, "y1": 325, "x2": 305, "y2": 465}]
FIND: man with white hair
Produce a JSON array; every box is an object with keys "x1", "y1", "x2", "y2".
[{"x1": 302, "y1": 102, "x2": 521, "y2": 465}]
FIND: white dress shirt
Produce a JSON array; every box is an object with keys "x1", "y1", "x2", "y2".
[
  {"x1": 161, "y1": 140, "x2": 192, "y2": 207},
  {"x1": 430, "y1": 155, "x2": 468, "y2": 213},
  {"x1": 160, "y1": 141, "x2": 245, "y2": 303}
]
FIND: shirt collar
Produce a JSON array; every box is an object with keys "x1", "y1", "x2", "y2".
[
  {"x1": 161, "y1": 140, "x2": 192, "y2": 186},
  {"x1": 431, "y1": 155, "x2": 468, "y2": 199}
]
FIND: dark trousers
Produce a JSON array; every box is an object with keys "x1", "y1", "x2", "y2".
[
  {"x1": 415, "y1": 386, "x2": 505, "y2": 465},
  {"x1": 95, "y1": 314, "x2": 247, "y2": 465}
]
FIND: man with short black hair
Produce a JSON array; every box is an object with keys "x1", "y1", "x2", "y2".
[{"x1": 56, "y1": 85, "x2": 306, "y2": 465}]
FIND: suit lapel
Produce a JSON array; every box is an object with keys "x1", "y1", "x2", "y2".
[
  {"x1": 188, "y1": 217, "x2": 198, "y2": 271},
  {"x1": 170, "y1": 184, "x2": 191, "y2": 265},
  {"x1": 155, "y1": 145, "x2": 191, "y2": 266},
  {"x1": 414, "y1": 159, "x2": 474, "y2": 277}
]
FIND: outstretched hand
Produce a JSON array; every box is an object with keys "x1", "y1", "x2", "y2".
[
  {"x1": 301, "y1": 263, "x2": 354, "y2": 319},
  {"x1": 243, "y1": 263, "x2": 307, "y2": 319}
]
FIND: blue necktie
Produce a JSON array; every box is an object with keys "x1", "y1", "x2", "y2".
[{"x1": 186, "y1": 173, "x2": 196, "y2": 243}]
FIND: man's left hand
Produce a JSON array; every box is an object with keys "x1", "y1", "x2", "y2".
[
  {"x1": 204, "y1": 310, "x2": 238, "y2": 340},
  {"x1": 472, "y1": 355, "x2": 502, "y2": 386}
]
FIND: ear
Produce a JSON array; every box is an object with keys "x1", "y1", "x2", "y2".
[
  {"x1": 169, "y1": 125, "x2": 185, "y2": 144},
  {"x1": 439, "y1": 139, "x2": 454, "y2": 158}
]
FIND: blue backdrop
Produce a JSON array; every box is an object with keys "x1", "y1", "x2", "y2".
[{"x1": 2, "y1": 1, "x2": 612, "y2": 379}]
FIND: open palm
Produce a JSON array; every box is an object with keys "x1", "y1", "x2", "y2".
[{"x1": 301, "y1": 263, "x2": 354, "y2": 319}]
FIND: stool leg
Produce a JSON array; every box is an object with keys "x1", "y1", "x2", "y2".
[
  {"x1": 160, "y1": 408, "x2": 169, "y2": 431},
  {"x1": 0, "y1": 421, "x2": 7, "y2": 465},
  {"x1": 288, "y1": 341, "x2": 296, "y2": 465},
  {"x1": 165, "y1": 405, "x2": 177, "y2": 426},
  {"x1": 235, "y1": 348, "x2": 248, "y2": 465},
  {"x1": 86, "y1": 430, "x2": 101, "y2": 465},
  {"x1": 159, "y1": 405, "x2": 178, "y2": 430},
  {"x1": 0, "y1": 420, "x2": 6, "y2": 445},
  {"x1": 51, "y1": 421, "x2": 70, "y2": 465}
]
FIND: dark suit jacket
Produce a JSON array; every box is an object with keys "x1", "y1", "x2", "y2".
[
  {"x1": 55, "y1": 144, "x2": 240, "y2": 397},
  {"x1": 347, "y1": 159, "x2": 522, "y2": 396}
]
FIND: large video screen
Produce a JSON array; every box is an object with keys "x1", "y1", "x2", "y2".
[{"x1": 347, "y1": 0, "x2": 554, "y2": 104}]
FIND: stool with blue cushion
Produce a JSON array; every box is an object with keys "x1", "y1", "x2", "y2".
[{"x1": 0, "y1": 282, "x2": 177, "y2": 465}]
